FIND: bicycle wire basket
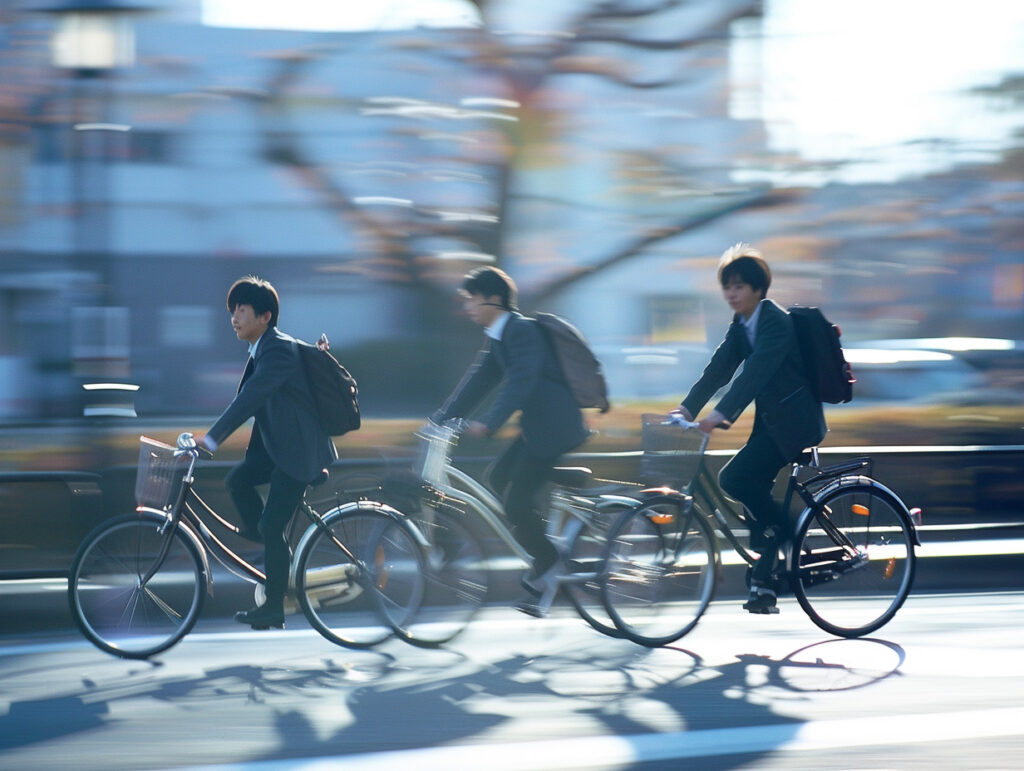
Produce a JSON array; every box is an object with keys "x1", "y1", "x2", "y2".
[
  {"x1": 640, "y1": 413, "x2": 705, "y2": 490},
  {"x1": 134, "y1": 436, "x2": 188, "y2": 511},
  {"x1": 414, "y1": 422, "x2": 458, "y2": 489}
]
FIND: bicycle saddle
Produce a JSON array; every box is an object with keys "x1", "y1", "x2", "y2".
[{"x1": 550, "y1": 466, "x2": 592, "y2": 489}]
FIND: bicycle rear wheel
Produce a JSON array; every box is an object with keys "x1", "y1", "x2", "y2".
[
  {"x1": 294, "y1": 503, "x2": 426, "y2": 649},
  {"x1": 68, "y1": 512, "x2": 206, "y2": 659},
  {"x1": 791, "y1": 483, "x2": 916, "y2": 637},
  {"x1": 601, "y1": 499, "x2": 717, "y2": 647},
  {"x1": 393, "y1": 508, "x2": 488, "y2": 648}
]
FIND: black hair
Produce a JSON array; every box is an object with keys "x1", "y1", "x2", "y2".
[
  {"x1": 717, "y1": 243, "x2": 771, "y2": 296},
  {"x1": 226, "y1": 275, "x2": 280, "y2": 327},
  {"x1": 460, "y1": 266, "x2": 518, "y2": 310}
]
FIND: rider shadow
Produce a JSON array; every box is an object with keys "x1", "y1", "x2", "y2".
[
  {"x1": 255, "y1": 637, "x2": 906, "y2": 765},
  {"x1": 0, "y1": 648, "x2": 404, "y2": 754},
  {"x1": 0, "y1": 636, "x2": 905, "y2": 764}
]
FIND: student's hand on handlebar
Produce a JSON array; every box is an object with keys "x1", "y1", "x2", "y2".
[
  {"x1": 664, "y1": 411, "x2": 697, "y2": 428},
  {"x1": 697, "y1": 410, "x2": 731, "y2": 435},
  {"x1": 177, "y1": 432, "x2": 213, "y2": 457},
  {"x1": 669, "y1": 407, "x2": 693, "y2": 423}
]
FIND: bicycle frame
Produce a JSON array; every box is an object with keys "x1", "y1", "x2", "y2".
[
  {"x1": 137, "y1": 446, "x2": 368, "y2": 599},
  {"x1": 414, "y1": 422, "x2": 639, "y2": 571},
  {"x1": 672, "y1": 430, "x2": 760, "y2": 567},
  {"x1": 651, "y1": 422, "x2": 918, "y2": 576}
]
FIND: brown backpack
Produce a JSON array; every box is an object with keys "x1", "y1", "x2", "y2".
[{"x1": 532, "y1": 313, "x2": 610, "y2": 413}]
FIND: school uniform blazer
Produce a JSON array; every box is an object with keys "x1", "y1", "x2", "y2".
[
  {"x1": 681, "y1": 299, "x2": 827, "y2": 461},
  {"x1": 207, "y1": 326, "x2": 338, "y2": 484},
  {"x1": 436, "y1": 312, "x2": 589, "y2": 461}
]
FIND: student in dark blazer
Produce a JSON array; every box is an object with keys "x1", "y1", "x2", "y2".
[
  {"x1": 434, "y1": 267, "x2": 589, "y2": 615},
  {"x1": 674, "y1": 245, "x2": 826, "y2": 614},
  {"x1": 197, "y1": 276, "x2": 337, "y2": 630}
]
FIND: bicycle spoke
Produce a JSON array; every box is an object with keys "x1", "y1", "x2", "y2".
[
  {"x1": 69, "y1": 514, "x2": 204, "y2": 659},
  {"x1": 793, "y1": 485, "x2": 915, "y2": 637}
]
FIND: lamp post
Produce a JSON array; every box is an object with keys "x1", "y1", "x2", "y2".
[{"x1": 34, "y1": 0, "x2": 147, "y2": 416}]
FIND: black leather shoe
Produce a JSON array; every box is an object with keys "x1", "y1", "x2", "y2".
[
  {"x1": 234, "y1": 604, "x2": 285, "y2": 629},
  {"x1": 742, "y1": 590, "x2": 779, "y2": 615}
]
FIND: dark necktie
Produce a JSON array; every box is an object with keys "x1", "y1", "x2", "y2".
[
  {"x1": 490, "y1": 336, "x2": 507, "y2": 369},
  {"x1": 237, "y1": 356, "x2": 254, "y2": 392}
]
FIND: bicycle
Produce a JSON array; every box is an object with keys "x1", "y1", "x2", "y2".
[
  {"x1": 68, "y1": 435, "x2": 429, "y2": 659},
  {"x1": 375, "y1": 420, "x2": 643, "y2": 647},
  {"x1": 600, "y1": 414, "x2": 921, "y2": 647}
]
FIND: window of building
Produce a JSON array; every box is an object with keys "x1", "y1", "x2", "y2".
[
  {"x1": 648, "y1": 295, "x2": 706, "y2": 344},
  {"x1": 160, "y1": 305, "x2": 212, "y2": 348}
]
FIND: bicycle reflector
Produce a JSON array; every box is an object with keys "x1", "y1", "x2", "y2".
[
  {"x1": 649, "y1": 511, "x2": 674, "y2": 525},
  {"x1": 851, "y1": 504, "x2": 870, "y2": 516}
]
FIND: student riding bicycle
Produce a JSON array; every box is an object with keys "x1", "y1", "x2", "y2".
[{"x1": 671, "y1": 244, "x2": 827, "y2": 614}]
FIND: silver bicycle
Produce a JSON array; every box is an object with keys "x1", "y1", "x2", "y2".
[{"x1": 377, "y1": 420, "x2": 643, "y2": 647}]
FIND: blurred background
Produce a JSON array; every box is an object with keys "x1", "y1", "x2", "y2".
[{"x1": 0, "y1": 0, "x2": 1022, "y2": 471}]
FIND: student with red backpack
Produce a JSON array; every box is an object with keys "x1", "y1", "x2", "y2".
[{"x1": 672, "y1": 244, "x2": 827, "y2": 614}]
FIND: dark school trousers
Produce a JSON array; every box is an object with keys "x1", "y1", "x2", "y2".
[
  {"x1": 487, "y1": 436, "x2": 560, "y2": 575},
  {"x1": 718, "y1": 422, "x2": 791, "y2": 586},
  {"x1": 225, "y1": 446, "x2": 308, "y2": 610}
]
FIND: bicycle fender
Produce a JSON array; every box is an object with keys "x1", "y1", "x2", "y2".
[
  {"x1": 637, "y1": 489, "x2": 693, "y2": 506},
  {"x1": 291, "y1": 499, "x2": 430, "y2": 591},
  {"x1": 595, "y1": 494, "x2": 645, "y2": 509},
  {"x1": 793, "y1": 476, "x2": 921, "y2": 548}
]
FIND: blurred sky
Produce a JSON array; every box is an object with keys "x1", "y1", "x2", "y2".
[
  {"x1": 201, "y1": 0, "x2": 1024, "y2": 186},
  {"x1": 731, "y1": 0, "x2": 1024, "y2": 185},
  {"x1": 202, "y1": 0, "x2": 482, "y2": 30}
]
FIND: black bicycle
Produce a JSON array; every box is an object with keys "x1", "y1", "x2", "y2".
[
  {"x1": 68, "y1": 435, "x2": 428, "y2": 658},
  {"x1": 600, "y1": 414, "x2": 921, "y2": 647}
]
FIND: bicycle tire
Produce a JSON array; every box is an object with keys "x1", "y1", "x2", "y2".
[
  {"x1": 392, "y1": 508, "x2": 488, "y2": 648},
  {"x1": 294, "y1": 502, "x2": 427, "y2": 649},
  {"x1": 790, "y1": 481, "x2": 916, "y2": 638},
  {"x1": 562, "y1": 500, "x2": 631, "y2": 639},
  {"x1": 601, "y1": 498, "x2": 718, "y2": 647},
  {"x1": 68, "y1": 511, "x2": 206, "y2": 659}
]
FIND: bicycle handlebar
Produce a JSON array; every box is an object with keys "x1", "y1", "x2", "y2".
[
  {"x1": 174, "y1": 432, "x2": 213, "y2": 459},
  {"x1": 661, "y1": 414, "x2": 731, "y2": 432}
]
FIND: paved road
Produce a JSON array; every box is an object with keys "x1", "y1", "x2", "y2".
[{"x1": 1, "y1": 590, "x2": 1023, "y2": 770}]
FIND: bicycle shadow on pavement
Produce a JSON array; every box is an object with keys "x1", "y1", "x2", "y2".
[
  {"x1": 257, "y1": 636, "x2": 905, "y2": 766},
  {"x1": 0, "y1": 635, "x2": 905, "y2": 767}
]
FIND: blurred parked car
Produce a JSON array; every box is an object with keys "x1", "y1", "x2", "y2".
[{"x1": 844, "y1": 338, "x2": 1023, "y2": 405}]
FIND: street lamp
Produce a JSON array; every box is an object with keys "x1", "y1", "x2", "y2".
[
  {"x1": 47, "y1": 0, "x2": 138, "y2": 71},
  {"x1": 33, "y1": 0, "x2": 149, "y2": 415}
]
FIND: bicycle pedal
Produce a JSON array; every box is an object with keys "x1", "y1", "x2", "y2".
[{"x1": 746, "y1": 605, "x2": 780, "y2": 615}]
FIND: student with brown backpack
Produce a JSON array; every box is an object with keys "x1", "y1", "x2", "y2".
[{"x1": 432, "y1": 267, "x2": 592, "y2": 617}]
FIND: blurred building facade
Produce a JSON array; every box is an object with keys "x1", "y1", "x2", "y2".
[{"x1": 0, "y1": 0, "x2": 1021, "y2": 424}]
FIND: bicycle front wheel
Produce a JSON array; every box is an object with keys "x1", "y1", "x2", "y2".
[
  {"x1": 68, "y1": 512, "x2": 206, "y2": 659},
  {"x1": 791, "y1": 483, "x2": 916, "y2": 637},
  {"x1": 601, "y1": 499, "x2": 717, "y2": 647},
  {"x1": 294, "y1": 503, "x2": 426, "y2": 649},
  {"x1": 394, "y1": 508, "x2": 488, "y2": 648}
]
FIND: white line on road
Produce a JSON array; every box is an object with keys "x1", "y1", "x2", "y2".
[{"x1": 185, "y1": 706, "x2": 1024, "y2": 770}]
